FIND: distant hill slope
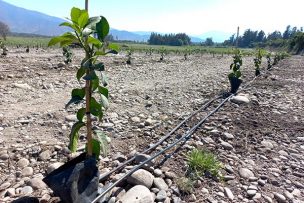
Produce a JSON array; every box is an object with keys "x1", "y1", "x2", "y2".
[
  {"x1": 0, "y1": 0, "x2": 68, "y2": 36},
  {"x1": 0, "y1": 0, "x2": 205, "y2": 42}
]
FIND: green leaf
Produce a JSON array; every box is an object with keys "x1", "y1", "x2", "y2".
[
  {"x1": 83, "y1": 71, "x2": 98, "y2": 81},
  {"x1": 77, "y1": 108, "x2": 86, "y2": 122},
  {"x1": 91, "y1": 78, "x2": 99, "y2": 91},
  {"x1": 48, "y1": 36, "x2": 65, "y2": 47},
  {"x1": 68, "y1": 121, "x2": 85, "y2": 152},
  {"x1": 66, "y1": 88, "x2": 85, "y2": 108},
  {"x1": 71, "y1": 7, "x2": 82, "y2": 23},
  {"x1": 108, "y1": 43, "x2": 120, "y2": 52},
  {"x1": 81, "y1": 58, "x2": 91, "y2": 69},
  {"x1": 87, "y1": 36, "x2": 102, "y2": 48},
  {"x1": 72, "y1": 88, "x2": 85, "y2": 98},
  {"x1": 96, "y1": 16, "x2": 109, "y2": 41},
  {"x1": 91, "y1": 139, "x2": 101, "y2": 158},
  {"x1": 94, "y1": 130, "x2": 109, "y2": 156},
  {"x1": 59, "y1": 22, "x2": 80, "y2": 32},
  {"x1": 106, "y1": 50, "x2": 118, "y2": 55},
  {"x1": 82, "y1": 28, "x2": 94, "y2": 37},
  {"x1": 77, "y1": 67, "x2": 86, "y2": 81},
  {"x1": 100, "y1": 94, "x2": 109, "y2": 109},
  {"x1": 98, "y1": 86, "x2": 109, "y2": 98},
  {"x1": 93, "y1": 62, "x2": 104, "y2": 71},
  {"x1": 78, "y1": 11, "x2": 89, "y2": 28},
  {"x1": 100, "y1": 73, "x2": 108, "y2": 86},
  {"x1": 60, "y1": 39, "x2": 74, "y2": 47},
  {"x1": 98, "y1": 111, "x2": 104, "y2": 121},
  {"x1": 48, "y1": 33, "x2": 78, "y2": 47},
  {"x1": 86, "y1": 16, "x2": 101, "y2": 30},
  {"x1": 90, "y1": 97, "x2": 102, "y2": 117},
  {"x1": 235, "y1": 70, "x2": 242, "y2": 78},
  {"x1": 228, "y1": 72, "x2": 234, "y2": 80},
  {"x1": 95, "y1": 51, "x2": 106, "y2": 56}
]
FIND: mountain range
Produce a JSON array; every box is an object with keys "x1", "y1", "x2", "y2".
[{"x1": 0, "y1": 0, "x2": 231, "y2": 42}]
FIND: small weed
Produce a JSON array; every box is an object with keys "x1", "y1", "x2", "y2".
[
  {"x1": 176, "y1": 177, "x2": 194, "y2": 194},
  {"x1": 187, "y1": 148, "x2": 222, "y2": 178}
]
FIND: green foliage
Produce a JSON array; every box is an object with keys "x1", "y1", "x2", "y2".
[
  {"x1": 48, "y1": 7, "x2": 118, "y2": 159},
  {"x1": 126, "y1": 47, "x2": 134, "y2": 64},
  {"x1": 148, "y1": 32, "x2": 191, "y2": 46},
  {"x1": 288, "y1": 32, "x2": 304, "y2": 54},
  {"x1": 228, "y1": 49, "x2": 242, "y2": 80},
  {"x1": 266, "y1": 53, "x2": 272, "y2": 70},
  {"x1": 204, "y1": 37, "x2": 214, "y2": 46},
  {"x1": 0, "y1": 39, "x2": 7, "y2": 55},
  {"x1": 146, "y1": 47, "x2": 154, "y2": 56},
  {"x1": 159, "y1": 47, "x2": 167, "y2": 61},
  {"x1": 176, "y1": 177, "x2": 194, "y2": 194},
  {"x1": 187, "y1": 148, "x2": 222, "y2": 178},
  {"x1": 253, "y1": 49, "x2": 263, "y2": 76},
  {"x1": 63, "y1": 46, "x2": 73, "y2": 64},
  {"x1": 183, "y1": 49, "x2": 191, "y2": 60}
]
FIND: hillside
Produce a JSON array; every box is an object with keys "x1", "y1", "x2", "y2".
[
  {"x1": 0, "y1": 0, "x2": 206, "y2": 42},
  {"x1": 0, "y1": 0, "x2": 67, "y2": 36}
]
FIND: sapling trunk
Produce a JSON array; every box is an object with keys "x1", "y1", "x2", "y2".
[{"x1": 85, "y1": 75, "x2": 93, "y2": 156}]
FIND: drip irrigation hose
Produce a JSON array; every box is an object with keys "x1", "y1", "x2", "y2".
[
  {"x1": 98, "y1": 96, "x2": 221, "y2": 182},
  {"x1": 92, "y1": 95, "x2": 233, "y2": 203},
  {"x1": 93, "y1": 66, "x2": 270, "y2": 202}
]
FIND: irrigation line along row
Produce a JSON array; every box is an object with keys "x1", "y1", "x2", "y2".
[
  {"x1": 98, "y1": 96, "x2": 222, "y2": 182},
  {"x1": 92, "y1": 95, "x2": 233, "y2": 203},
  {"x1": 159, "y1": 76, "x2": 261, "y2": 166},
  {"x1": 92, "y1": 58, "x2": 281, "y2": 202}
]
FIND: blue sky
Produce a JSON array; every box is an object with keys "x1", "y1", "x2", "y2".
[{"x1": 3, "y1": 0, "x2": 304, "y2": 36}]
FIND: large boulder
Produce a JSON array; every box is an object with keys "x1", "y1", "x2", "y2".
[{"x1": 127, "y1": 169, "x2": 154, "y2": 188}]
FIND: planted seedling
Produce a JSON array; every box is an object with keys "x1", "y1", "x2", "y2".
[
  {"x1": 126, "y1": 47, "x2": 133, "y2": 65},
  {"x1": 62, "y1": 46, "x2": 73, "y2": 64},
  {"x1": 0, "y1": 40, "x2": 7, "y2": 56},
  {"x1": 146, "y1": 47, "x2": 153, "y2": 56},
  {"x1": 159, "y1": 47, "x2": 166, "y2": 61},
  {"x1": 183, "y1": 49, "x2": 191, "y2": 60},
  {"x1": 253, "y1": 49, "x2": 262, "y2": 76},
  {"x1": 42, "y1": 7, "x2": 119, "y2": 202},
  {"x1": 228, "y1": 49, "x2": 243, "y2": 93},
  {"x1": 266, "y1": 53, "x2": 272, "y2": 70}
]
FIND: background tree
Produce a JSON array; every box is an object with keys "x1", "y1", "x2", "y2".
[
  {"x1": 148, "y1": 32, "x2": 191, "y2": 46},
  {"x1": 267, "y1": 31, "x2": 282, "y2": 40},
  {"x1": 204, "y1": 37, "x2": 214, "y2": 46},
  {"x1": 0, "y1": 21, "x2": 10, "y2": 40}
]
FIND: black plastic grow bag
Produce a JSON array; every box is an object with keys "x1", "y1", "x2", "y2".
[
  {"x1": 43, "y1": 153, "x2": 99, "y2": 203},
  {"x1": 229, "y1": 77, "x2": 242, "y2": 94}
]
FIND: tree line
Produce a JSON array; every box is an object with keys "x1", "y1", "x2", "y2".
[
  {"x1": 223, "y1": 25, "x2": 304, "y2": 54},
  {"x1": 148, "y1": 32, "x2": 191, "y2": 46}
]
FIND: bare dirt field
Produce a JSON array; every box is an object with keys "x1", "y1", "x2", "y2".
[{"x1": 0, "y1": 48, "x2": 303, "y2": 203}]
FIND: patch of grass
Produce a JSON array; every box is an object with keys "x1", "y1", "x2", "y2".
[
  {"x1": 187, "y1": 148, "x2": 222, "y2": 178},
  {"x1": 176, "y1": 177, "x2": 194, "y2": 194}
]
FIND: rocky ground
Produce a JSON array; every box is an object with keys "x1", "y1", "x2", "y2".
[{"x1": 0, "y1": 48, "x2": 303, "y2": 203}]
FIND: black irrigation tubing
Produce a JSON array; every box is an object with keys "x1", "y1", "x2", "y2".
[
  {"x1": 92, "y1": 63, "x2": 277, "y2": 202},
  {"x1": 158, "y1": 75, "x2": 261, "y2": 167},
  {"x1": 92, "y1": 95, "x2": 233, "y2": 203},
  {"x1": 98, "y1": 95, "x2": 222, "y2": 182}
]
